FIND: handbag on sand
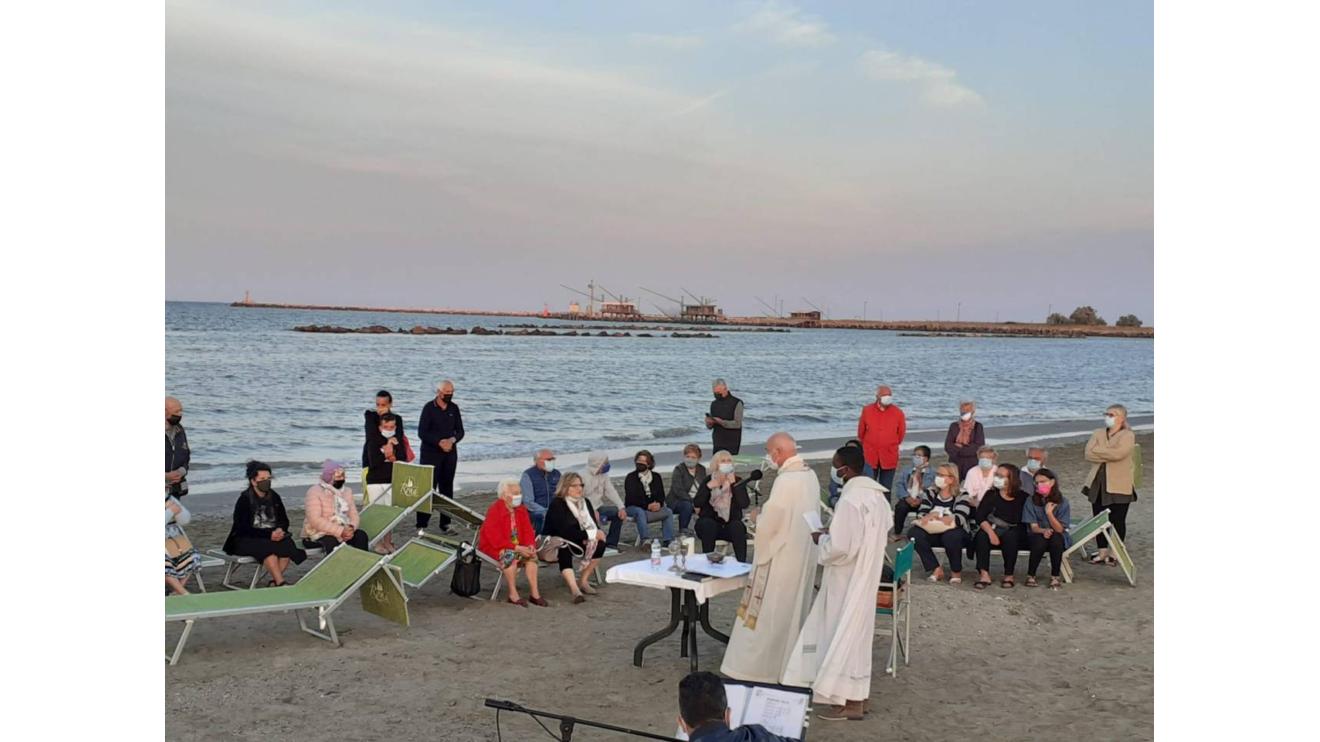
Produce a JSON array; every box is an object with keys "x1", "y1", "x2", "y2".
[{"x1": 449, "y1": 542, "x2": 482, "y2": 597}]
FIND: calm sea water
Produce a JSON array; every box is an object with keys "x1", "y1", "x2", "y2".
[{"x1": 166, "y1": 301, "x2": 1153, "y2": 496}]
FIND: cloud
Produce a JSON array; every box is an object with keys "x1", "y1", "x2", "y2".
[
  {"x1": 858, "y1": 48, "x2": 983, "y2": 107},
  {"x1": 629, "y1": 32, "x2": 704, "y2": 51},
  {"x1": 734, "y1": 1, "x2": 834, "y2": 47}
]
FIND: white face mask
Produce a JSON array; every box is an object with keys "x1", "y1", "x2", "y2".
[
  {"x1": 380, "y1": 429, "x2": 395, "y2": 439},
  {"x1": 1105, "y1": 415, "x2": 1117, "y2": 429},
  {"x1": 763, "y1": 454, "x2": 780, "y2": 471},
  {"x1": 960, "y1": 412, "x2": 973, "y2": 422},
  {"x1": 510, "y1": 495, "x2": 523, "y2": 506},
  {"x1": 979, "y1": 457, "x2": 994, "y2": 470},
  {"x1": 1026, "y1": 458, "x2": 1042, "y2": 472},
  {"x1": 879, "y1": 395, "x2": 893, "y2": 406},
  {"x1": 992, "y1": 476, "x2": 1006, "y2": 489},
  {"x1": 934, "y1": 475, "x2": 947, "y2": 489},
  {"x1": 830, "y1": 467, "x2": 844, "y2": 485},
  {"x1": 685, "y1": 457, "x2": 699, "y2": 468},
  {"x1": 544, "y1": 459, "x2": 556, "y2": 472},
  {"x1": 718, "y1": 463, "x2": 734, "y2": 475}
]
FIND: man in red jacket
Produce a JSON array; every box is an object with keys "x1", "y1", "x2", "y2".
[{"x1": 856, "y1": 385, "x2": 906, "y2": 500}]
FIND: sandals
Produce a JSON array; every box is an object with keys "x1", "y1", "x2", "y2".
[
  {"x1": 974, "y1": 580, "x2": 991, "y2": 590},
  {"x1": 572, "y1": 595, "x2": 586, "y2": 604},
  {"x1": 1088, "y1": 553, "x2": 1117, "y2": 566},
  {"x1": 949, "y1": 576, "x2": 962, "y2": 585},
  {"x1": 1000, "y1": 578, "x2": 1015, "y2": 589},
  {"x1": 529, "y1": 596, "x2": 550, "y2": 607},
  {"x1": 1049, "y1": 577, "x2": 1062, "y2": 589},
  {"x1": 506, "y1": 597, "x2": 528, "y2": 607},
  {"x1": 1025, "y1": 576, "x2": 1038, "y2": 587}
]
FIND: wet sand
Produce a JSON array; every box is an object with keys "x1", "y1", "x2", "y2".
[{"x1": 166, "y1": 434, "x2": 1154, "y2": 741}]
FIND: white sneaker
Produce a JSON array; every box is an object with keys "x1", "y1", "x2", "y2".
[{"x1": 603, "y1": 547, "x2": 620, "y2": 557}]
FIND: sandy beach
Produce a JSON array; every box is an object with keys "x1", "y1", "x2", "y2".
[{"x1": 166, "y1": 433, "x2": 1154, "y2": 741}]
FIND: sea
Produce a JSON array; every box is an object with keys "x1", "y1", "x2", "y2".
[{"x1": 166, "y1": 301, "x2": 1153, "y2": 510}]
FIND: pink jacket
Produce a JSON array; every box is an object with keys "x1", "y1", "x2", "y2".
[{"x1": 302, "y1": 483, "x2": 360, "y2": 540}]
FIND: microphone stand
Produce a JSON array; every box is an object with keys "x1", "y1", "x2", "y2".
[{"x1": 485, "y1": 699, "x2": 683, "y2": 742}]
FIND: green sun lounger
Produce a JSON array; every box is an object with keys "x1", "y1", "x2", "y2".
[
  {"x1": 166, "y1": 544, "x2": 408, "y2": 665},
  {"x1": 388, "y1": 537, "x2": 460, "y2": 591},
  {"x1": 1060, "y1": 509, "x2": 1136, "y2": 586}
]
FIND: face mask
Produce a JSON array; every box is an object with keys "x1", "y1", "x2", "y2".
[
  {"x1": 331, "y1": 478, "x2": 345, "y2": 490},
  {"x1": 167, "y1": 414, "x2": 182, "y2": 426},
  {"x1": 442, "y1": 393, "x2": 454, "y2": 403},
  {"x1": 1105, "y1": 415, "x2": 1117, "y2": 428},
  {"x1": 992, "y1": 476, "x2": 1006, "y2": 489},
  {"x1": 544, "y1": 460, "x2": 556, "y2": 472},
  {"x1": 713, "y1": 392, "x2": 722, "y2": 400},
  {"x1": 635, "y1": 462, "x2": 649, "y2": 472},
  {"x1": 255, "y1": 480, "x2": 271, "y2": 493},
  {"x1": 879, "y1": 395, "x2": 893, "y2": 406},
  {"x1": 830, "y1": 467, "x2": 844, "y2": 485},
  {"x1": 685, "y1": 457, "x2": 699, "y2": 468},
  {"x1": 978, "y1": 457, "x2": 993, "y2": 470},
  {"x1": 1036, "y1": 483, "x2": 1051, "y2": 495},
  {"x1": 934, "y1": 476, "x2": 947, "y2": 489},
  {"x1": 599, "y1": 462, "x2": 611, "y2": 475},
  {"x1": 718, "y1": 463, "x2": 734, "y2": 475},
  {"x1": 511, "y1": 495, "x2": 523, "y2": 507},
  {"x1": 380, "y1": 429, "x2": 395, "y2": 439},
  {"x1": 913, "y1": 455, "x2": 926, "y2": 467},
  {"x1": 1026, "y1": 458, "x2": 1042, "y2": 472},
  {"x1": 763, "y1": 454, "x2": 780, "y2": 472},
  {"x1": 960, "y1": 412, "x2": 973, "y2": 422}
]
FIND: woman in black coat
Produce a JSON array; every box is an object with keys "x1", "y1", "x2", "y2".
[
  {"x1": 223, "y1": 461, "x2": 307, "y2": 586},
  {"x1": 622, "y1": 450, "x2": 674, "y2": 547},
  {"x1": 693, "y1": 451, "x2": 752, "y2": 563},
  {"x1": 542, "y1": 473, "x2": 607, "y2": 603}
]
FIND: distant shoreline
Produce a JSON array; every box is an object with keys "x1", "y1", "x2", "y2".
[{"x1": 228, "y1": 300, "x2": 1153, "y2": 338}]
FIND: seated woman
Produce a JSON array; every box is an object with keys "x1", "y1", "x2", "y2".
[
  {"x1": 972, "y1": 463, "x2": 1028, "y2": 590},
  {"x1": 623, "y1": 449, "x2": 674, "y2": 547},
  {"x1": 667, "y1": 443, "x2": 705, "y2": 533},
  {"x1": 906, "y1": 463, "x2": 973, "y2": 584},
  {"x1": 543, "y1": 473, "x2": 607, "y2": 604},
  {"x1": 693, "y1": 450, "x2": 752, "y2": 563},
  {"x1": 165, "y1": 493, "x2": 200, "y2": 595},
  {"x1": 302, "y1": 459, "x2": 369, "y2": 553},
  {"x1": 223, "y1": 461, "x2": 307, "y2": 587},
  {"x1": 477, "y1": 478, "x2": 548, "y2": 607},
  {"x1": 1023, "y1": 467, "x2": 1071, "y2": 589},
  {"x1": 582, "y1": 451, "x2": 626, "y2": 550}
]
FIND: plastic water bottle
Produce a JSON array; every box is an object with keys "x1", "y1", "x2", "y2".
[{"x1": 650, "y1": 540, "x2": 662, "y2": 569}]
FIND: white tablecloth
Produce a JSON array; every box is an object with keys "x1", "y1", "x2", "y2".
[{"x1": 605, "y1": 556, "x2": 749, "y2": 605}]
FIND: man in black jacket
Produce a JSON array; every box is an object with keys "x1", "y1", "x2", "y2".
[
  {"x1": 417, "y1": 379, "x2": 463, "y2": 532},
  {"x1": 677, "y1": 672, "x2": 788, "y2": 742},
  {"x1": 165, "y1": 396, "x2": 190, "y2": 498},
  {"x1": 705, "y1": 379, "x2": 744, "y2": 455}
]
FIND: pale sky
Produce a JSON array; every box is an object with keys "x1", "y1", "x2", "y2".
[{"x1": 166, "y1": 0, "x2": 1153, "y2": 323}]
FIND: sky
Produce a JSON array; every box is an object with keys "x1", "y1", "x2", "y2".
[{"x1": 166, "y1": 0, "x2": 1153, "y2": 323}]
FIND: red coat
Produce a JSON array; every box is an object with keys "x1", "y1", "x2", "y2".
[
  {"x1": 857, "y1": 403, "x2": 907, "y2": 470},
  {"x1": 478, "y1": 499, "x2": 535, "y2": 560}
]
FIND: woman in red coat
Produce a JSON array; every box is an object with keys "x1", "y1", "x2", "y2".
[{"x1": 478, "y1": 478, "x2": 548, "y2": 607}]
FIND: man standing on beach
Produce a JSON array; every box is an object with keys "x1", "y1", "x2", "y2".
[
  {"x1": 721, "y1": 432, "x2": 820, "y2": 685},
  {"x1": 783, "y1": 444, "x2": 892, "y2": 721},
  {"x1": 706, "y1": 379, "x2": 744, "y2": 455},
  {"x1": 165, "y1": 396, "x2": 190, "y2": 498},
  {"x1": 856, "y1": 384, "x2": 906, "y2": 496},
  {"x1": 418, "y1": 380, "x2": 463, "y2": 533}
]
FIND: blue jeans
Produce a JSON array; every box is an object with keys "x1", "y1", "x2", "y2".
[
  {"x1": 626, "y1": 505, "x2": 674, "y2": 544},
  {"x1": 670, "y1": 500, "x2": 695, "y2": 530},
  {"x1": 862, "y1": 463, "x2": 897, "y2": 502},
  {"x1": 528, "y1": 507, "x2": 546, "y2": 535},
  {"x1": 596, "y1": 506, "x2": 625, "y2": 547}
]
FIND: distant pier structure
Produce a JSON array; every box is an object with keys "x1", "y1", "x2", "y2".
[{"x1": 241, "y1": 290, "x2": 252, "y2": 305}]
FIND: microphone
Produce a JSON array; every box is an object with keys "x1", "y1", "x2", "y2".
[
  {"x1": 484, "y1": 699, "x2": 525, "y2": 712},
  {"x1": 745, "y1": 469, "x2": 764, "y2": 482}
]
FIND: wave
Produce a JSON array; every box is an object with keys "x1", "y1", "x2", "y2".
[{"x1": 650, "y1": 426, "x2": 699, "y2": 439}]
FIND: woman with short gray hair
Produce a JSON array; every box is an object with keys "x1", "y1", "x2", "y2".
[{"x1": 1082, "y1": 404, "x2": 1137, "y2": 566}]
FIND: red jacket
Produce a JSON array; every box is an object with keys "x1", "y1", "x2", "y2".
[
  {"x1": 857, "y1": 403, "x2": 907, "y2": 470},
  {"x1": 477, "y1": 499, "x2": 535, "y2": 561}
]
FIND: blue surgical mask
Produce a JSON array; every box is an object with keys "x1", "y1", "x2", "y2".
[
  {"x1": 718, "y1": 463, "x2": 734, "y2": 475},
  {"x1": 685, "y1": 457, "x2": 699, "y2": 468},
  {"x1": 978, "y1": 457, "x2": 994, "y2": 470},
  {"x1": 1026, "y1": 458, "x2": 1042, "y2": 472},
  {"x1": 598, "y1": 461, "x2": 611, "y2": 475},
  {"x1": 912, "y1": 455, "x2": 927, "y2": 467}
]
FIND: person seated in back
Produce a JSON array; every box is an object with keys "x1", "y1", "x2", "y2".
[
  {"x1": 477, "y1": 478, "x2": 548, "y2": 607},
  {"x1": 972, "y1": 463, "x2": 1028, "y2": 590},
  {"x1": 582, "y1": 451, "x2": 627, "y2": 551},
  {"x1": 165, "y1": 493, "x2": 199, "y2": 595},
  {"x1": 624, "y1": 449, "x2": 675, "y2": 547},
  {"x1": 520, "y1": 448, "x2": 560, "y2": 534},
  {"x1": 693, "y1": 450, "x2": 752, "y2": 562},
  {"x1": 827, "y1": 439, "x2": 862, "y2": 508},
  {"x1": 667, "y1": 443, "x2": 705, "y2": 533},
  {"x1": 962, "y1": 446, "x2": 999, "y2": 505},
  {"x1": 302, "y1": 460, "x2": 368, "y2": 553},
  {"x1": 223, "y1": 461, "x2": 307, "y2": 587},
  {"x1": 365, "y1": 412, "x2": 407, "y2": 553},
  {"x1": 1023, "y1": 467, "x2": 1071, "y2": 589},
  {"x1": 542, "y1": 473, "x2": 607, "y2": 604},
  {"x1": 891, "y1": 444, "x2": 936, "y2": 540},
  {"x1": 907, "y1": 463, "x2": 974, "y2": 584},
  {"x1": 676, "y1": 671, "x2": 789, "y2": 742}
]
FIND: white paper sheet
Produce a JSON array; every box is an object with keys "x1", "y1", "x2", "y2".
[
  {"x1": 674, "y1": 683, "x2": 806, "y2": 741},
  {"x1": 683, "y1": 554, "x2": 752, "y2": 579}
]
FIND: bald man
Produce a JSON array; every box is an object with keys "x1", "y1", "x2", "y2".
[{"x1": 165, "y1": 396, "x2": 190, "y2": 498}]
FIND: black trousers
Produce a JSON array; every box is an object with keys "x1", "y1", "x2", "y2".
[
  {"x1": 974, "y1": 525, "x2": 1023, "y2": 574},
  {"x1": 1027, "y1": 531, "x2": 1065, "y2": 577},
  {"x1": 304, "y1": 530, "x2": 370, "y2": 553},
  {"x1": 417, "y1": 450, "x2": 458, "y2": 529},
  {"x1": 695, "y1": 517, "x2": 748, "y2": 563},
  {"x1": 231, "y1": 537, "x2": 307, "y2": 564},
  {"x1": 1092, "y1": 499, "x2": 1130, "y2": 548},
  {"x1": 893, "y1": 498, "x2": 921, "y2": 534},
  {"x1": 909, "y1": 525, "x2": 967, "y2": 573}
]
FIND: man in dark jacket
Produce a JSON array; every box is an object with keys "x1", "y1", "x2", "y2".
[
  {"x1": 705, "y1": 379, "x2": 745, "y2": 455},
  {"x1": 677, "y1": 672, "x2": 789, "y2": 742},
  {"x1": 165, "y1": 396, "x2": 190, "y2": 498},
  {"x1": 418, "y1": 380, "x2": 463, "y2": 532}
]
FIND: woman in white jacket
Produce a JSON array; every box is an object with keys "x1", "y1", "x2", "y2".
[{"x1": 581, "y1": 451, "x2": 626, "y2": 551}]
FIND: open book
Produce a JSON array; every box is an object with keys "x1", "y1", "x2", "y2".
[{"x1": 675, "y1": 681, "x2": 811, "y2": 740}]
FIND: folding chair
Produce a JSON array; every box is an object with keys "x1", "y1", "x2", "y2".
[
  {"x1": 1060, "y1": 509, "x2": 1136, "y2": 586},
  {"x1": 876, "y1": 541, "x2": 914, "y2": 677}
]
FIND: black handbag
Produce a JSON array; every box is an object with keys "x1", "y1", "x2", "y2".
[{"x1": 449, "y1": 542, "x2": 482, "y2": 597}]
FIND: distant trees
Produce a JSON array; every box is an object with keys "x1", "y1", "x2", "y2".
[
  {"x1": 1044, "y1": 306, "x2": 1143, "y2": 327},
  {"x1": 1116, "y1": 314, "x2": 1143, "y2": 327},
  {"x1": 1045, "y1": 313, "x2": 1070, "y2": 325}
]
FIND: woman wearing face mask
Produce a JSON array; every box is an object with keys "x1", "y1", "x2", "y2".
[
  {"x1": 961, "y1": 447, "x2": 999, "y2": 505},
  {"x1": 891, "y1": 445, "x2": 936, "y2": 538},
  {"x1": 302, "y1": 460, "x2": 368, "y2": 553},
  {"x1": 944, "y1": 400, "x2": 986, "y2": 479},
  {"x1": 667, "y1": 444, "x2": 705, "y2": 533},
  {"x1": 364, "y1": 412, "x2": 406, "y2": 553},
  {"x1": 971, "y1": 463, "x2": 1028, "y2": 590},
  {"x1": 694, "y1": 450, "x2": 753, "y2": 562},
  {"x1": 1023, "y1": 468, "x2": 1070, "y2": 588},
  {"x1": 223, "y1": 461, "x2": 307, "y2": 587},
  {"x1": 543, "y1": 473, "x2": 607, "y2": 603},
  {"x1": 477, "y1": 478, "x2": 547, "y2": 607},
  {"x1": 624, "y1": 450, "x2": 674, "y2": 548},
  {"x1": 907, "y1": 463, "x2": 974, "y2": 583},
  {"x1": 581, "y1": 451, "x2": 626, "y2": 551},
  {"x1": 1083, "y1": 404, "x2": 1137, "y2": 566}
]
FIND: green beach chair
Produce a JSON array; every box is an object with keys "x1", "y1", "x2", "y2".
[
  {"x1": 876, "y1": 541, "x2": 914, "y2": 677},
  {"x1": 1060, "y1": 509, "x2": 1136, "y2": 586},
  {"x1": 165, "y1": 544, "x2": 407, "y2": 666},
  {"x1": 387, "y1": 537, "x2": 460, "y2": 591},
  {"x1": 430, "y1": 491, "x2": 486, "y2": 532}
]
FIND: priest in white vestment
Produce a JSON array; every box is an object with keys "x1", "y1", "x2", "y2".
[
  {"x1": 720, "y1": 432, "x2": 822, "y2": 684},
  {"x1": 783, "y1": 444, "x2": 893, "y2": 722}
]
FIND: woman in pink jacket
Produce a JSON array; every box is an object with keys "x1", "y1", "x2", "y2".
[{"x1": 302, "y1": 460, "x2": 369, "y2": 552}]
